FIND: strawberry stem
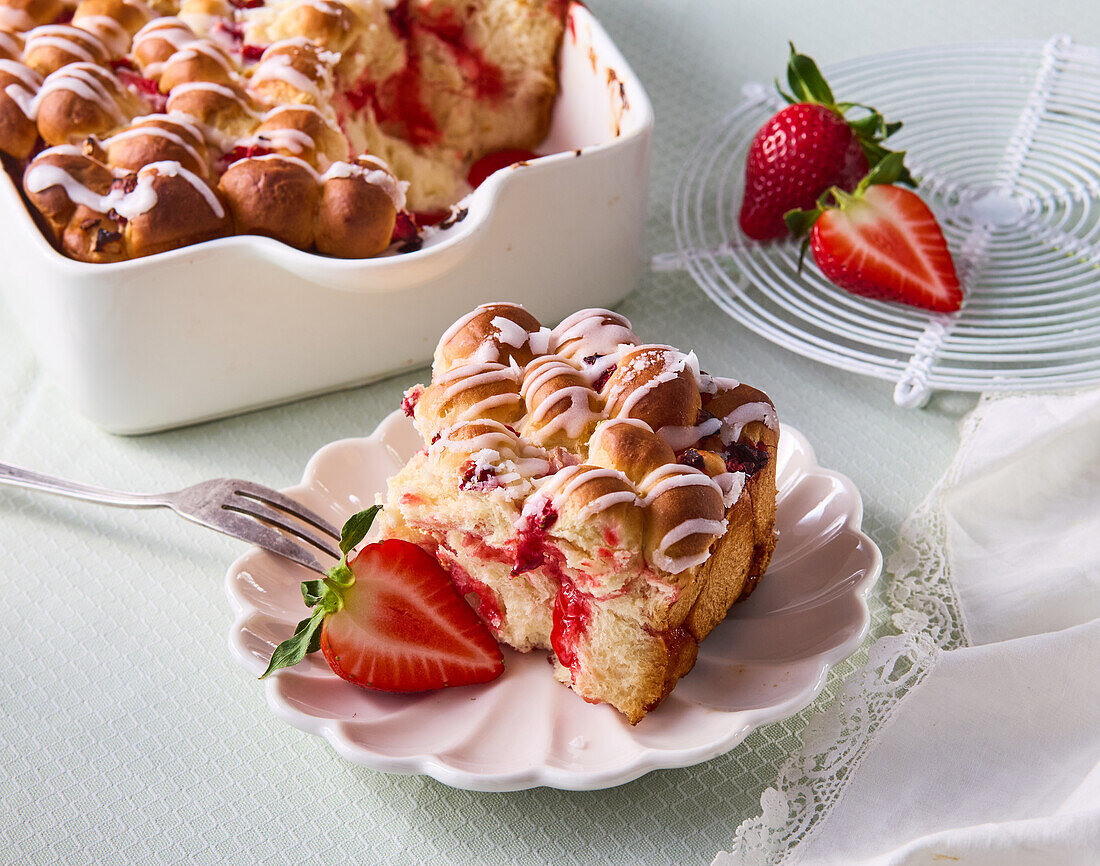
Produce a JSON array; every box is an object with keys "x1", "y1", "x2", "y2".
[
  {"x1": 259, "y1": 507, "x2": 382, "y2": 679},
  {"x1": 778, "y1": 45, "x2": 914, "y2": 187}
]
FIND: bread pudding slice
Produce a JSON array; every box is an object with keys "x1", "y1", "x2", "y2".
[{"x1": 376, "y1": 303, "x2": 779, "y2": 723}]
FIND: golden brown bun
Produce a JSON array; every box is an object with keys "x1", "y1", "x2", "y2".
[
  {"x1": 131, "y1": 17, "x2": 195, "y2": 75},
  {"x1": 603, "y1": 345, "x2": 702, "y2": 431},
  {"x1": 254, "y1": 104, "x2": 345, "y2": 167},
  {"x1": 249, "y1": 38, "x2": 333, "y2": 106},
  {"x1": 158, "y1": 38, "x2": 235, "y2": 90},
  {"x1": 124, "y1": 165, "x2": 230, "y2": 256},
  {"x1": 24, "y1": 149, "x2": 115, "y2": 238},
  {"x1": 434, "y1": 301, "x2": 544, "y2": 373},
  {"x1": 72, "y1": 0, "x2": 152, "y2": 56},
  {"x1": 35, "y1": 63, "x2": 140, "y2": 144},
  {"x1": 0, "y1": 60, "x2": 40, "y2": 157},
  {"x1": 218, "y1": 155, "x2": 319, "y2": 249},
  {"x1": 0, "y1": 0, "x2": 62, "y2": 32},
  {"x1": 22, "y1": 24, "x2": 109, "y2": 76},
  {"x1": 164, "y1": 79, "x2": 257, "y2": 135},
  {"x1": 315, "y1": 168, "x2": 396, "y2": 258},
  {"x1": 274, "y1": 0, "x2": 354, "y2": 53},
  {"x1": 105, "y1": 115, "x2": 209, "y2": 177}
]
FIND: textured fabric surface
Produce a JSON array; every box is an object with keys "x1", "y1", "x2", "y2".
[
  {"x1": 718, "y1": 390, "x2": 1100, "y2": 865},
  {"x1": 3, "y1": 2, "x2": 1099, "y2": 864}
]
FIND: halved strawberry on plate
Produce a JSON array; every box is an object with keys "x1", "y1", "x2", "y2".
[
  {"x1": 785, "y1": 153, "x2": 963, "y2": 313},
  {"x1": 262, "y1": 507, "x2": 504, "y2": 691}
]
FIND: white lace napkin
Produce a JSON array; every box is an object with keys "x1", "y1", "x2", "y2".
[{"x1": 716, "y1": 388, "x2": 1100, "y2": 865}]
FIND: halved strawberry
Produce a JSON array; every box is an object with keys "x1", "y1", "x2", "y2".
[
  {"x1": 261, "y1": 508, "x2": 504, "y2": 692},
  {"x1": 786, "y1": 154, "x2": 963, "y2": 312},
  {"x1": 739, "y1": 45, "x2": 912, "y2": 241}
]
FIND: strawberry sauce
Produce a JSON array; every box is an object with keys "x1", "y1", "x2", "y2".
[
  {"x1": 511, "y1": 501, "x2": 558, "y2": 576},
  {"x1": 551, "y1": 578, "x2": 590, "y2": 677}
]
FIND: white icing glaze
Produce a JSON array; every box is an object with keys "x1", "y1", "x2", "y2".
[
  {"x1": 30, "y1": 63, "x2": 125, "y2": 123},
  {"x1": 437, "y1": 361, "x2": 522, "y2": 422},
  {"x1": 650, "y1": 517, "x2": 728, "y2": 575},
  {"x1": 168, "y1": 38, "x2": 235, "y2": 74},
  {"x1": 320, "y1": 159, "x2": 407, "y2": 211},
  {"x1": 528, "y1": 326, "x2": 552, "y2": 356},
  {"x1": 720, "y1": 401, "x2": 778, "y2": 445},
  {"x1": 240, "y1": 151, "x2": 321, "y2": 179},
  {"x1": 550, "y1": 308, "x2": 637, "y2": 359},
  {"x1": 250, "y1": 51, "x2": 324, "y2": 99},
  {"x1": 532, "y1": 464, "x2": 639, "y2": 522},
  {"x1": 713, "y1": 470, "x2": 746, "y2": 508},
  {"x1": 0, "y1": 7, "x2": 34, "y2": 31},
  {"x1": 133, "y1": 16, "x2": 195, "y2": 65},
  {"x1": 0, "y1": 30, "x2": 21, "y2": 57},
  {"x1": 72, "y1": 14, "x2": 132, "y2": 56},
  {"x1": 613, "y1": 347, "x2": 688, "y2": 419},
  {"x1": 103, "y1": 122, "x2": 204, "y2": 168},
  {"x1": 23, "y1": 25, "x2": 108, "y2": 64},
  {"x1": 237, "y1": 127, "x2": 314, "y2": 153},
  {"x1": 699, "y1": 373, "x2": 740, "y2": 395},
  {"x1": 430, "y1": 420, "x2": 517, "y2": 458},
  {"x1": 0, "y1": 60, "x2": 42, "y2": 117},
  {"x1": 25, "y1": 157, "x2": 224, "y2": 220},
  {"x1": 521, "y1": 356, "x2": 601, "y2": 439},
  {"x1": 638, "y1": 462, "x2": 723, "y2": 505},
  {"x1": 166, "y1": 79, "x2": 258, "y2": 119},
  {"x1": 489, "y1": 314, "x2": 530, "y2": 349},
  {"x1": 657, "y1": 417, "x2": 722, "y2": 451}
]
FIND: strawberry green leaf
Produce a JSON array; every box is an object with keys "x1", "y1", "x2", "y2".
[
  {"x1": 260, "y1": 605, "x2": 326, "y2": 678},
  {"x1": 856, "y1": 150, "x2": 913, "y2": 191},
  {"x1": 786, "y1": 43, "x2": 836, "y2": 106},
  {"x1": 339, "y1": 506, "x2": 381, "y2": 556},
  {"x1": 784, "y1": 206, "x2": 822, "y2": 239},
  {"x1": 301, "y1": 579, "x2": 325, "y2": 607}
]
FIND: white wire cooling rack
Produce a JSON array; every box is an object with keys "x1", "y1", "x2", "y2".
[{"x1": 657, "y1": 37, "x2": 1100, "y2": 407}]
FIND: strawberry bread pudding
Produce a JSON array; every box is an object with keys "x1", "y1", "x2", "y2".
[
  {"x1": 377, "y1": 303, "x2": 780, "y2": 723},
  {"x1": 0, "y1": 0, "x2": 567, "y2": 261}
]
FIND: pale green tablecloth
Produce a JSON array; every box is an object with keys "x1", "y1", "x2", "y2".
[{"x1": 3, "y1": 2, "x2": 1099, "y2": 863}]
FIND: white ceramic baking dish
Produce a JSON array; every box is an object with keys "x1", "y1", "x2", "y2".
[{"x1": 0, "y1": 3, "x2": 653, "y2": 433}]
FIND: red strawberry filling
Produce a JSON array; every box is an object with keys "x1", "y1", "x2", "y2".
[
  {"x1": 459, "y1": 460, "x2": 500, "y2": 491},
  {"x1": 724, "y1": 441, "x2": 769, "y2": 477},
  {"x1": 467, "y1": 148, "x2": 537, "y2": 188},
  {"x1": 551, "y1": 578, "x2": 591, "y2": 678},
  {"x1": 215, "y1": 145, "x2": 273, "y2": 173},
  {"x1": 401, "y1": 384, "x2": 423, "y2": 417},
  {"x1": 436, "y1": 544, "x2": 504, "y2": 630},
  {"x1": 390, "y1": 211, "x2": 419, "y2": 247},
  {"x1": 111, "y1": 63, "x2": 168, "y2": 112},
  {"x1": 511, "y1": 501, "x2": 559, "y2": 576}
]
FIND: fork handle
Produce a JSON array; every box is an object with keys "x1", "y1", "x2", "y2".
[{"x1": 0, "y1": 462, "x2": 168, "y2": 508}]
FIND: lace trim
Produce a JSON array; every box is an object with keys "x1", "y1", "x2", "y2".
[
  {"x1": 714, "y1": 635, "x2": 938, "y2": 865},
  {"x1": 716, "y1": 390, "x2": 1021, "y2": 865}
]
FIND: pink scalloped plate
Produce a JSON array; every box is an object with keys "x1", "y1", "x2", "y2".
[{"x1": 225, "y1": 411, "x2": 881, "y2": 791}]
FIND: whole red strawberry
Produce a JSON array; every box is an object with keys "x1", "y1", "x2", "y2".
[
  {"x1": 785, "y1": 153, "x2": 962, "y2": 313},
  {"x1": 739, "y1": 45, "x2": 913, "y2": 240},
  {"x1": 261, "y1": 507, "x2": 504, "y2": 692}
]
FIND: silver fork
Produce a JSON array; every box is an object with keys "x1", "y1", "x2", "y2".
[{"x1": 0, "y1": 462, "x2": 341, "y2": 574}]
